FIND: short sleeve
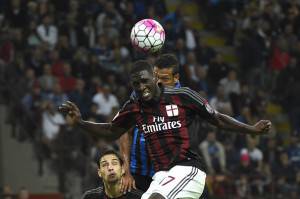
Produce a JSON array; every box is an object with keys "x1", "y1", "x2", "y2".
[
  {"x1": 181, "y1": 87, "x2": 216, "y2": 121},
  {"x1": 111, "y1": 99, "x2": 138, "y2": 130}
]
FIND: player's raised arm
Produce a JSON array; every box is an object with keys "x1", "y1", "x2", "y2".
[
  {"x1": 212, "y1": 112, "x2": 271, "y2": 135},
  {"x1": 59, "y1": 101, "x2": 134, "y2": 140},
  {"x1": 180, "y1": 87, "x2": 272, "y2": 135}
]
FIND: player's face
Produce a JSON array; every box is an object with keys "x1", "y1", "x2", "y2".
[
  {"x1": 130, "y1": 70, "x2": 157, "y2": 101},
  {"x1": 154, "y1": 66, "x2": 179, "y2": 87},
  {"x1": 98, "y1": 154, "x2": 123, "y2": 184}
]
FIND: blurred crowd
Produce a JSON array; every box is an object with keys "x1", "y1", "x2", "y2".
[
  {"x1": 0, "y1": 0, "x2": 299, "y2": 199},
  {"x1": 2, "y1": 185, "x2": 30, "y2": 199}
]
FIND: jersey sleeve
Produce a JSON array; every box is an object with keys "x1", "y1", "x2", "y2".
[
  {"x1": 111, "y1": 99, "x2": 138, "y2": 130},
  {"x1": 181, "y1": 87, "x2": 216, "y2": 121}
]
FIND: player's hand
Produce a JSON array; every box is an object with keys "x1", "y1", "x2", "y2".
[
  {"x1": 58, "y1": 101, "x2": 82, "y2": 124},
  {"x1": 120, "y1": 170, "x2": 136, "y2": 194},
  {"x1": 253, "y1": 120, "x2": 272, "y2": 134}
]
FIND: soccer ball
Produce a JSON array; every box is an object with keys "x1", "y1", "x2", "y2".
[{"x1": 130, "y1": 19, "x2": 165, "y2": 53}]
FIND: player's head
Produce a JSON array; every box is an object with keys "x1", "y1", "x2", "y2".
[
  {"x1": 154, "y1": 53, "x2": 179, "y2": 87},
  {"x1": 130, "y1": 60, "x2": 158, "y2": 101},
  {"x1": 98, "y1": 150, "x2": 124, "y2": 185}
]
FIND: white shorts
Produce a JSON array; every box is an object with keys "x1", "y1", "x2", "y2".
[{"x1": 141, "y1": 165, "x2": 206, "y2": 199}]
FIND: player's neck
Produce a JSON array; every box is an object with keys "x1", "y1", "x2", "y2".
[{"x1": 104, "y1": 181, "x2": 123, "y2": 198}]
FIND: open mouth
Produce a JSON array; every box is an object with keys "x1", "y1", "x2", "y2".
[{"x1": 108, "y1": 173, "x2": 116, "y2": 178}]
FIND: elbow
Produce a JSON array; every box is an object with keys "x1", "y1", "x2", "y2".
[
  {"x1": 213, "y1": 112, "x2": 235, "y2": 131},
  {"x1": 213, "y1": 112, "x2": 226, "y2": 129},
  {"x1": 214, "y1": 121, "x2": 224, "y2": 129}
]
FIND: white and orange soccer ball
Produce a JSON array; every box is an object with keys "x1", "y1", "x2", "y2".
[{"x1": 130, "y1": 19, "x2": 165, "y2": 53}]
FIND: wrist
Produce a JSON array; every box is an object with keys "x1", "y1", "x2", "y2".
[
  {"x1": 248, "y1": 125, "x2": 259, "y2": 134},
  {"x1": 122, "y1": 161, "x2": 130, "y2": 171},
  {"x1": 238, "y1": 123, "x2": 257, "y2": 134},
  {"x1": 124, "y1": 169, "x2": 132, "y2": 176},
  {"x1": 124, "y1": 165, "x2": 130, "y2": 172}
]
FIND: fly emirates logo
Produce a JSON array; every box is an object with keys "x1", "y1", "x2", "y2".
[
  {"x1": 142, "y1": 105, "x2": 182, "y2": 134},
  {"x1": 142, "y1": 116, "x2": 182, "y2": 134}
]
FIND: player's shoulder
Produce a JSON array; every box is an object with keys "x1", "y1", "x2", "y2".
[
  {"x1": 164, "y1": 86, "x2": 194, "y2": 94},
  {"x1": 127, "y1": 189, "x2": 144, "y2": 198},
  {"x1": 81, "y1": 187, "x2": 103, "y2": 199},
  {"x1": 164, "y1": 87, "x2": 206, "y2": 104},
  {"x1": 120, "y1": 97, "x2": 138, "y2": 110}
]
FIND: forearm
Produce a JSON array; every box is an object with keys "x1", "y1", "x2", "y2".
[
  {"x1": 77, "y1": 120, "x2": 124, "y2": 141},
  {"x1": 215, "y1": 112, "x2": 257, "y2": 135},
  {"x1": 119, "y1": 131, "x2": 133, "y2": 173}
]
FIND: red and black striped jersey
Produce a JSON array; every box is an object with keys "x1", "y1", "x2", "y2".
[
  {"x1": 81, "y1": 186, "x2": 143, "y2": 199},
  {"x1": 112, "y1": 87, "x2": 216, "y2": 172}
]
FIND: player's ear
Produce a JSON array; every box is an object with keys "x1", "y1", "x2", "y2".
[
  {"x1": 174, "y1": 73, "x2": 180, "y2": 83},
  {"x1": 97, "y1": 169, "x2": 102, "y2": 178}
]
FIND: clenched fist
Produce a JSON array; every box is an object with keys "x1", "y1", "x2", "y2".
[
  {"x1": 253, "y1": 120, "x2": 272, "y2": 134},
  {"x1": 59, "y1": 101, "x2": 82, "y2": 124}
]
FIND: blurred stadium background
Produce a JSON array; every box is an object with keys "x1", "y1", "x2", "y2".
[{"x1": 0, "y1": 0, "x2": 300, "y2": 199}]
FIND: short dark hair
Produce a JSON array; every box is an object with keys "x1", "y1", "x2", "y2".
[
  {"x1": 154, "y1": 53, "x2": 179, "y2": 75},
  {"x1": 98, "y1": 149, "x2": 124, "y2": 167},
  {"x1": 129, "y1": 60, "x2": 153, "y2": 75}
]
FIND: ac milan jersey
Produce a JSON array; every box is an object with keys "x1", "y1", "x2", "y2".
[
  {"x1": 112, "y1": 87, "x2": 216, "y2": 172},
  {"x1": 81, "y1": 186, "x2": 143, "y2": 199},
  {"x1": 129, "y1": 82, "x2": 181, "y2": 177}
]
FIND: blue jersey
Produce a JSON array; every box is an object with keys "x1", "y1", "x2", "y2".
[{"x1": 130, "y1": 82, "x2": 181, "y2": 177}]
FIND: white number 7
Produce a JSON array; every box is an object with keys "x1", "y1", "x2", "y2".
[{"x1": 160, "y1": 176, "x2": 175, "y2": 186}]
